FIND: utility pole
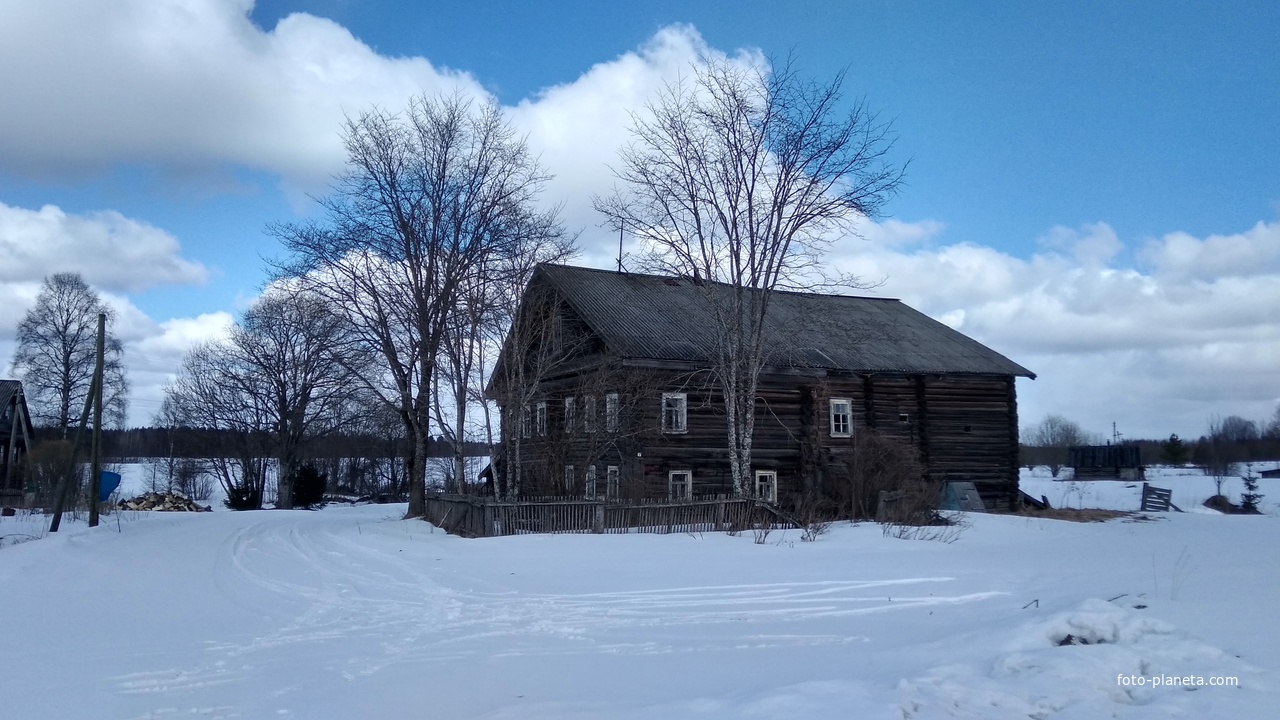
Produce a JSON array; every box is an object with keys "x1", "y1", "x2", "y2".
[
  {"x1": 89, "y1": 312, "x2": 106, "y2": 528},
  {"x1": 48, "y1": 372, "x2": 97, "y2": 533}
]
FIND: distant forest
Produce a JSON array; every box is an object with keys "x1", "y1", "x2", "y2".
[{"x1": 93, "y1": 427, "x2": 489, "y2": 463}]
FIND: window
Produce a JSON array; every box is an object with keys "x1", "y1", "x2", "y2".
[
  {"x1": 564, "y1": 465, "x2": 575, "y2": 493},
  {"x1": 519, "y1": 405, "x2": 531, "y2": 438},
  {"x1": 755, "y1": 471, "x2": 778, "y2": 503},
  {"x1": 605, "y1": 393, "x2": 619, "y2": 432},
  {"x1": 564, "y1": 396, "x2": 576, "y2": 433},
  {"x1": 585, "y1": 464, "x2": 597, "y2": 498},
  {"x1": 536, "y1": 401, "x2": 547, "y2": 436},
  {"x1": 606, "y1": 465, "x2": 620, "y2": 499},
  {"x1": 662, "y1": 392, "x2": 687, "y2": 433},
  {"x1": 668, "y1": 470, "x2": 692, "y2": 501},
  {"x1": 583, "y1": 395, "x2": 596, "y2": 433},
  {"x1": 830, "y1": 398, "x2": 852, "y2": 437}
]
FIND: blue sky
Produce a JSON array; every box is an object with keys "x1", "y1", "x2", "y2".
[{"x1": 1, "y1": 0, "x2": 1277, "y2": 438}]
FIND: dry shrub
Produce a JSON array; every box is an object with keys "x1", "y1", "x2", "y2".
[
  {"x1": 795, "y1": 491, "x2": 836, "y2": 542},
  {"x1": 23, "y1": 440, "x2": 87, "y2": 510},
  {"x1": 831, "y1": 429, "x2": 930, "y2": 521}
]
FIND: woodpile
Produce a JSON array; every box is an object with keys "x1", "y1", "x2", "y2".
[{"x1": 117, "y1": 492, "x2": 212, "y2": 512}]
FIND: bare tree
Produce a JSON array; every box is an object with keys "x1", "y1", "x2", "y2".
[
  {"x1": 1026, "y1": 413, "x2": 1090, "y2": 477},
  {"x1": 594, "y1": 56, "x2": 904, "y2": 496},
  {"x1": 163, "y1": 289, "x2": 366, "y2": 508},
  {"x1": 1029, "y1": 414, "x2": 1089, "y2": 448},
  {"x1": 274, "y1": 93, "x2": 564, "y2": 518},
  {"x1": 10, "y1": 273, "x2": 129, "y2": 434},
  {"x1": 469, "y1": 239, "x2": 576, "y2": 499},
  {"x1": 1266, "y1": 405, "x2": 1280, "y2": 440},
  {"x1": 161, "y1": 343, "x2": 270, "y2": 507}
]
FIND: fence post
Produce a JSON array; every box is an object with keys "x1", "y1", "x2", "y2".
[
  {"x1": 482, "y1": 502, "x2": 494, "y2": 538},
  {"x1": 593, "y1": 502, "x2": 604, "y2": 534}
]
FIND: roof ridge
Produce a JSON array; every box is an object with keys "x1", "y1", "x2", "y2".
[{"x1": 538, "y1": 262, "x2": 900, "y2": 302}]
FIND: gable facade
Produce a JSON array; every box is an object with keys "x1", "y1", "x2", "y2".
[{"x1": 1, "y1": 380, "x2": 35, "y2": 507}]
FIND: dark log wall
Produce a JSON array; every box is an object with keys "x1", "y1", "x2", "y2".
[{"x1": 508, "y1": 363, "x2": 1021, "y2": 510}]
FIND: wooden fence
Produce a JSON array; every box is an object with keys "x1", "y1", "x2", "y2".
[
  {"x1": 423, "y1": 493, "x2": 792, "y2": 538},
  {"x1": 1139, "y1": 482, "x2": 1176, "y2": 512}
]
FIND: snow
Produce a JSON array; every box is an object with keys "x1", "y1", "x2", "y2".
[{"x1": 1, "y1": 467, "x2": 1277, "y2": 718}]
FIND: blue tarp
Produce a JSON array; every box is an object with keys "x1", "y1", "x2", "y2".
[{"x1": 99, "y1": 471, "x2": 121, "y2": 502}]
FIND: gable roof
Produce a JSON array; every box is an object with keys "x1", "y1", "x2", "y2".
[
  {"x1": 0, "y1": 380, "x2": 19, "y2": 414},
  {"x1": 1, "y1": 379, "x2": 36, "y2": 443},
  {"x1": 533, "y1": 264, "x2": 1035, "y2": 378}
]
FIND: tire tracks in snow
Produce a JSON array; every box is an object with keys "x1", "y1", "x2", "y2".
[{"x1": 113, "y1": 510, "x2": 1005, "y2": 707}]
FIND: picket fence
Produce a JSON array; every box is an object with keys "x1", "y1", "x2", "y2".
[{"x1": 423, "y1": 493, "x2": 791, "y2": 538}]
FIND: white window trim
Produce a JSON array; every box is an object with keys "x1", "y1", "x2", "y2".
[
  {"x1": 585, "y1": 464, "x2": 597, "y2": 498},
  {"x1": 519, "y1": 405, "x2": 531, "y2": 438},
  {"x1": 536, "y1": 401, "x2": 547, "y2": 437},
  {"x1": 564, "y1": 464, "x2": 575, "y2": 493},
  {"x1": 564, "y1": 396, "x2": 576, "y2": 434},
  {"x1": 606, "y1": 465, "x2": 620, "y2": 499},
  {"x1": 754, "y1": 470, "x2": 778, "y2": 503},
  {"x1": 605, "y1": 393, "x2": 619, "y2": 433},
  {"x1": 668, "y1": 470, "x2": 692, "y2": 501},
  {"x1": 662, "y1": 392, "x2": 688, "y2": 434},
  {"x1": 830, "y1": 397, "x2": 852, "y2": 438}
]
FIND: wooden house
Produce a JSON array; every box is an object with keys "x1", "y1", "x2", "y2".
[
  {"x1": 488, "y1": 264, "x2": 1035, "y2": 511},
  {"x1": 1, "y1": 380, "x2": 35, "y2": 509}
]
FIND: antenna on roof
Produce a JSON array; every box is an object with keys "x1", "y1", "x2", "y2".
[{"x1": 617, "y1": 225, "x2": 624, "y2": 273}]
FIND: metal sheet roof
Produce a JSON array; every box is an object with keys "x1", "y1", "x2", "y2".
[{"x1": 534, "y1": 264, "x2": 1035, "y2": 378}]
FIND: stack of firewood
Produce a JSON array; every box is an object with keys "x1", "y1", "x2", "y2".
[{"x1": 117, "y1": 492, "x2": 212, "y2": 512}]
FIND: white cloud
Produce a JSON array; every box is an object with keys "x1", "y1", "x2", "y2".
[
  {"x1": 0, "y1": 0, "x2": 486, "y2": 194},
  {"x1": 510, "y1": 24, "x2": 764, "y2": 267},
  {"x1": 1138, "y1": 221, "x2": 1280, "y2": 281},
  {"x1": 125, "y1": 312, "x2": 236, "y2": 424},
  {"x1": 0, "y1": 202, "x2": 208, "y2": 292}
]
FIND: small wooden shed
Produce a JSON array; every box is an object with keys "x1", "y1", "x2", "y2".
[{"x1": 1068, "y1": 444, "x2": 1144, "y2": 480}]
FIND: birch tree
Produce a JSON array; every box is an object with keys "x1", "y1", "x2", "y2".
[
  {"x1": 10, "y1": 273, "x2": 129, "y2": 434},
  {"x1": 594, "y1": 57, "x2": 904, "y2": 496}
]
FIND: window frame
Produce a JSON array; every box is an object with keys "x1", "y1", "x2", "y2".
[
  {"x1": 564, "y1": 464, "x2": 575, "y2": 493},
  {"x1": 564, "y1": 396, "x2": 576, "y2": 434},
  {"x1": 829, "y1": 397, "x2": 853, "y2": 438},
  {"x1": 662, "y1": 392, "x2": 688, "y2": 434},
  {"x1": 585, "y1": 464, "x2": 597, "y2": 498},
  {"x1": 668, "y1": 470, "x2": 692, "y2": 501},
  {"x1": 519, "y1": 405, "x2": 531, "y2": 439},
  {"x1": 754, "y1": 470, "x2": 778, "y2": 503},
  {"x1": 536, "y1": 401, "x2": 548, "y2": 437},
  {"x1": 605, "y1": 393, "x2": 619, "y2": 432}
]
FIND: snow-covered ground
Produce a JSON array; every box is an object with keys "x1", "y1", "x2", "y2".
[{"x1": 1, "y1": 469, "x2": 1277, "y2": 718}]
